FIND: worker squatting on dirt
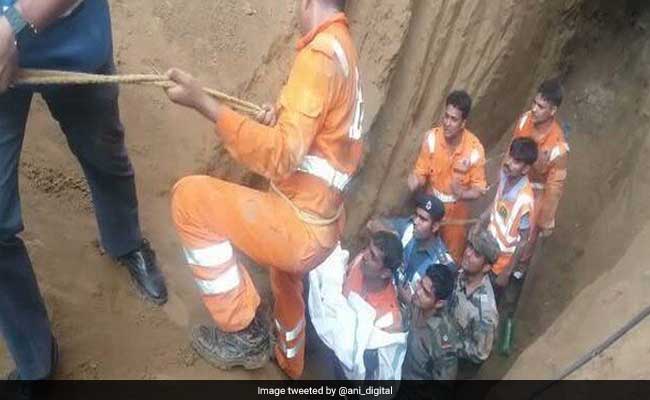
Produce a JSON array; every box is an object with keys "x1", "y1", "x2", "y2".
[
  {"x1": 472, "y1": 137, "x2": 538, "y2": 297},
  {"x1": 512, "y1": 79, "x2": 570, "y2": 268},
  {"x1": 308, "y1": 231, "x2": 407, "y2": 380},
  {"x1": 448, "y1": 229, "x2": 500, "y2": 374},
  {"x1": 408, "y1": 91, "x2": 488, "y2": 264},
  {"x1": 366, "y1": 194, "x2": 456, "y2": 325},
  {"x1": 0, "y1": 0, "x2": 168, "y2": 380},
  {"x1": 164, "y1": 0, "x2": 362, "y2": 378}
]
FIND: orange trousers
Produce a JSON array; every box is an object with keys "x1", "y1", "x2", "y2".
[
  {"x1": 170, "y1": 176, "x2": 339, "y2": 379},
  {"x1": 440, "y1": 202, "x2": 470, "y2": 264}
]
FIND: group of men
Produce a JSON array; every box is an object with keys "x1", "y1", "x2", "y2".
[
  {"x1": 0, "y1": 0, "x2": 568, "y2": 383},
  {"x1": 310, "y1": 77, "x2": 568, "y2": 382}
]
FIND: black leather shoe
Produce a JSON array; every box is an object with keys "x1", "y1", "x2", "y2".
[
  {"x1": 117, "y1": 239, "x2": 168, "y2": 305},
  {"x1": 7, "y1": 336, "x2": 59, "y2": 380}
]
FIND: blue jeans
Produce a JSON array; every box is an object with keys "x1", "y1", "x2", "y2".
[{"x1": 0, "y1": 61, "x2": 143, "y2": 379}]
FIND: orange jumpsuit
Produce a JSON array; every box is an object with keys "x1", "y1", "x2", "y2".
[
  {"x1": 513, "y1": 112, "x2": 569, "y2": 232},
  {"x1": 170, "y1": 13, "x2": 363, "y2": 379},
  {"x1": 412, "y1": 127, "x2": 487, "y2": 263},
  {"x1": 343, "y1": 254, "x2": 402, "y2": 332}
]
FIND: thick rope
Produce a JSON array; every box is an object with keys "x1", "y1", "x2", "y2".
[
  {"x1": 440, "y1": 218, "x2": 479, "y2": 227},
  {"x1": 14, "y1": 69, "x2": 263, "y2": 117},
  {"x1": 270, "y1": 181, "x2": 343, "y2": 226}
]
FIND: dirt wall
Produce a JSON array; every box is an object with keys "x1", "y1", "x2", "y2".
[
  {"x1": 195, "y1": 0, "x2": 582, "y2": 241},
  {"x1": 487, "y1": 1, "x2": 650, "y2": 380},
  {"x1": 8, "y1": 0, "x2": 646, "y2": 379}
]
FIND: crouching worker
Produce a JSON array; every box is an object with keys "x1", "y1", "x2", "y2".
[
  {"x1": 308, "y1": 231, "x2": 407, "y2": 381},
  {"x1": 366, "y1": 194, "x2": 456, "y2": 322},
  {"x1": 449, "y1": 229, "x2": 499, "y2": 377}
]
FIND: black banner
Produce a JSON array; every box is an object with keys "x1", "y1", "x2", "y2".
[{"x1": 2, "y1": 380, "x2": 650, "y2": 400}]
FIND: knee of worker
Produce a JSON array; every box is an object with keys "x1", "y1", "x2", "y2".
[{"x1": 170, "y1": 175, "x2": 215, "y2": 233}]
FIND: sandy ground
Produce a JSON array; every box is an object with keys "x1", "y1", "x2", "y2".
[
  {"x1": 3, "y1": 0, "x2": 649, "y2": 381},
  {"x1": 0, "y1": 0, "x2": 293, "y2": 379}
]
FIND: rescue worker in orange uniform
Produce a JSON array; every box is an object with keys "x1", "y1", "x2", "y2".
[
  {"x1": 164, "y1": 0, "x2": 362, "y2": 379},
  {"x1": 473, "y1": 138, "x2": 538, "y2": 293},
  {"x1": 408, "y1": 91, "x2": 488, "y2": 263},
  {"x1": 511, "y1": 79, "x2": 569, "y2": 266}
]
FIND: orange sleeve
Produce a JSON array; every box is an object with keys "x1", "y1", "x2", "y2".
[
  {"x1": 216, "y1": 47, "x2": 335, "y2": 181},
  {"x1": 537, "y1": 152, "x2": 568, "y2": 229},
  {"x1": 412, "y1": 133, "x2": 431, "y2": 182},
  {"x1": 468, "y1": 144, "x2": 487, "y2": 191}
]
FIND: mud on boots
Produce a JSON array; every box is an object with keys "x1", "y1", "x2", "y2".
[
  {"x1": 165, "y1": 0, "x2": 363, "y2": 379},
  {"x1": 191, "y1": 312, "x2": 271, "y2": 370}
]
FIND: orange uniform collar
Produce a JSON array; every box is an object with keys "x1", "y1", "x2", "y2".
[{"x1": 296, "y1": 12, "x2": 349, "y2": 51}]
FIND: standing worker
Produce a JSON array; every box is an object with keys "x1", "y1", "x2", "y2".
[
  {"x1": 512, "y1": 79, "x2": 569, "y2": 266},
  {"x1": 449, "y1": 229, "x2": 500, "y2": 374},
  {"x1": 473, "y1": 137, "x2": 538, "y2": 293},
  {"x1": 408, "y1": 90, "x2": 488, "y2": 263},
  {"x1": 0, "y1": 0, "x2": 168, "y2": 380},
  {"x1": 165, "y1": 0, "x2": 362, "y2": 379}
]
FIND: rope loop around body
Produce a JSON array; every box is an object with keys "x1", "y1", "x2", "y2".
[{"x1": 269, "y1": 181, "x2": 343, "y2": 226}]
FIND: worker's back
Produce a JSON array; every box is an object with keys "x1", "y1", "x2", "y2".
[{"x1": 275, "y1": 13, "x2": 363, "y2": 219}]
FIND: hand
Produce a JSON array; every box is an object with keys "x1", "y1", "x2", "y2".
[
  {"x1": 165, "y1": 68, "x2": 223, "y2": 122},
  {"x1": 450, "y1": 180, "x2": 465, "y2": 200},
  {"x1": 0, "y1": 17, "x2": 19, "y2": 94},
  {"x1": 165, "y1": 68, "x2": 207, "y2": 109},
  {"x1": 407, "y1": 173, "x2": 422, "y2": 192},
  {"x1": 495, "y1": 271, "x2": 511, "y2": 288},
  {"x1": 365, "y1": 219, "x2": 380, "y2": 233},
  {"x1": 539, "y1": 227, "x2": 554, "y2": 238},
  {"x1": 398, "y1": 284, "x2": 413, "y2": 304},
  {"x1": 469, "y1": 222, "x2": 480, "y2": 239},
  {"x1": 518, "y1": 242, "x2": 535, "y2": 266},
  {"x1": 255, "y1": 103, "x2": 277, "y2": 127}
]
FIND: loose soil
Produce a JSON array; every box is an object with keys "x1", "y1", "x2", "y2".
[{"x1": 2, "y1": 0, "x2": 649, "y2": 381}]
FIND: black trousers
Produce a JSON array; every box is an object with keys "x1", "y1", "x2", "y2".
[{"x1": 0, "y1": 62, "x2": 142, "y2": 379}]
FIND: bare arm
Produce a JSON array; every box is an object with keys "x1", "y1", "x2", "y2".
[
  {"x1": 0, "y1": 0, "x2": 82, "y2": 92},
  {"x1": 15, "y1": 0, "x2": 82, "y2": 31}
]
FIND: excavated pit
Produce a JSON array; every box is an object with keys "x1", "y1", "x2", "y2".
[{"x1": 2, "y1": 0, "x2": 649, "y2": 380}]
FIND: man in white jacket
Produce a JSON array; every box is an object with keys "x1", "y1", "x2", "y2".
[{"x1": 309, "y1": 231, "x2": 407, "y2": 381}]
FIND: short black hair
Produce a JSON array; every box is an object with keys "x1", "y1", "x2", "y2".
[
  {"x1": 510, "y1": 137, "x2": 538, "y2": 166},
  {"x1": 446, "y1": 90, "x2": 472, "y2": 119},
  {"x1": 425, "y1": 265, "x2": 455, "y2": 301},
  {"x1": 538, "y1": 78, "x2": 563, "y2": 108},
  {"x1": 370, "y1": 231, "x2": 403, "y2": 273}
]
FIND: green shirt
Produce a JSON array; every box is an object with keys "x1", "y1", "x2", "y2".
[
  {"x1": 449, "y1": 273, "x2": 498, "y2": 364},
  {"x1": 402, "y1": 307, "x2": 460, "y2": 381}
]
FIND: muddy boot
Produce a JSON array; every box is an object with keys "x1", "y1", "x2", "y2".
[{"x1": 191, "y1": 314, "x2": 270, "y2": 370}]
